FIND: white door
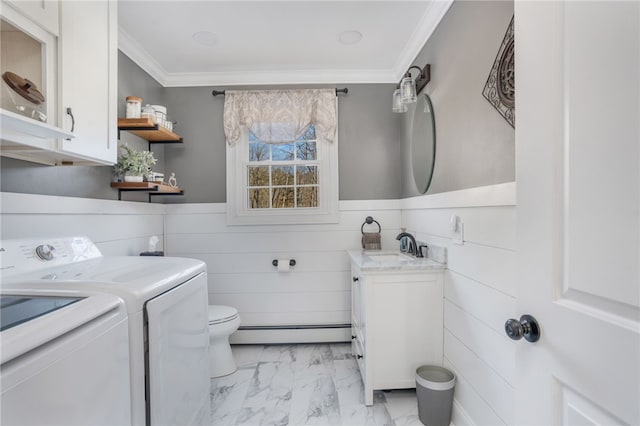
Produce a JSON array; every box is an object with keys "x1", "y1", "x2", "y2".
[{"x1": 515, "y1": 1, "x2": 639, "y2": 425}]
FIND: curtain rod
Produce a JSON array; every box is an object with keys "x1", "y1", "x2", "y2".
[{"x1": 211, "y1": 88, "x2": 348, "y2": 97}]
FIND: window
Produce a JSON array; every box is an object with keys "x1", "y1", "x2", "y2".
[
  {"x1": 226, "y1": 124, "x2": 338, "y2": 225},
  {"x1": 223, "y1": 89, "x2": 339, "y2": 225},
  {"x1": 248, "y1": 126, "x2": 319, "y2": 209}
]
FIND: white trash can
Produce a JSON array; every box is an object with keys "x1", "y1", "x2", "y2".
[{"x1": 416, "y1": 365, "x2": 456, "y2": 426}]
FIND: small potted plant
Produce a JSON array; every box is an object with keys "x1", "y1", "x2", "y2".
[{"x1": 113, "y1": 144, "x2": 157, "y2": 182}]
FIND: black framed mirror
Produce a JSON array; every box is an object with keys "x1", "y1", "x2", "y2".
[{"x1": 410, "y1": 93, "x2": 436, "y2": 194}]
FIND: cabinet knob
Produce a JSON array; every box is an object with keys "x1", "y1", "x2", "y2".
[
  {"x1": 351, "y1": 335, "x2": 356, "y2": 340},
  {"x1": 356, "y1": 354, "x2": 363, "y2": 359},
  {"x1": 352, "y1": 276, "x2": 359, "y2": 282}
]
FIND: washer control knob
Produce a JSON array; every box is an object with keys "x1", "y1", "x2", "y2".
[{"x1": 35, "y1": 244, "x2": 55, "y2": 261}]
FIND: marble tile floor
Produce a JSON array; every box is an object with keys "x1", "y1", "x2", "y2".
[{"x1": 210, "y1": 343, "x2": 423, "y2": 426}]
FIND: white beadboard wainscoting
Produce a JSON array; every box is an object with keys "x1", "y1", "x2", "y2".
[
  {"x1": 2, "y1": 183, "x2": 516, "y2": 425},
  {"x1": 164, "y1": 200, "x2": 402, "y2": 343},
  {"x1": 401, "y1": 182, "x2": 517, "y2": 426},
  {"x1": 0, "y1": 192, "x2": 165, "y2": 255}
]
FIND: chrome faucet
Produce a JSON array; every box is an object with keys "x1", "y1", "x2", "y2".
[{"x1": 396, "y1": 232, "x2": 424, "y2": 257}]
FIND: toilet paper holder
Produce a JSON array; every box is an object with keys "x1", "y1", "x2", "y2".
[{"x1": 272, "y1": 259, "x2": 296, "y2": 267}]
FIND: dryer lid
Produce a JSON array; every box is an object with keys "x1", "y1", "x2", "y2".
[{"x1": 209, "y1": 305, "x2": 238, "y2": 324}]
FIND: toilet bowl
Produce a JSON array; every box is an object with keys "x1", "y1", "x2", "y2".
[{"x1": 208, "y1": 305, "x2": 241, "y2": 378}]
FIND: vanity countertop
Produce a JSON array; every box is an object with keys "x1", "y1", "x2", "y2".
[{"x1": 348, "y1": 250, "x2": 446, "y2": 272}]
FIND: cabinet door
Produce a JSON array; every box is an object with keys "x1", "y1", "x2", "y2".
[
  {"x1": 350, "y1": 264, "x2": 361, "y2": 329},
  {"x1": 146, "y1": 273, "x2": 210, "y2": 425},
  {"x1": 58, "y1": 0, "x2": 117, "y2": 165},
  {"x1": 3, "y1": 0, "x2": 59, "y2": 36}
]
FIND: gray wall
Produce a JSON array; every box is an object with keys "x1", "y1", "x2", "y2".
[
  {"x1": 1, "y1": 56, "x2": 400, "y2": 202},
  {"x1": 0, "y1": 52, "x2": 166, "y2": 200},
  {"x1": 0, "y1": 158, "x2": 115, "y2": 199},
  {"x1": 401, "y1": 0, "x2": 515, "y2": 198},
  {"x1": 162, "y1": 84, "x2": 400, "y2": 203},
  {"x1": 2, "y1": 1, "x2": 515, "y2": 202}
]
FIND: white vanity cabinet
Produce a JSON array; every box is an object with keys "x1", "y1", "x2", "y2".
[
  {"x1": 58, "y1": 0, "x2": 117, "y2": 165},
  {"x1": 349, "y1": 253, "x2": 444, "y2": 406}
]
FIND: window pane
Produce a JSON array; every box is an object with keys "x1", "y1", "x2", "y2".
[
  {"x1": 272, "y1": 187, "x2": 294, "y2": 208},
  {"x1": 272, "y1": 144, "x2": 294, "y2": 161},
  {"x1": 249, "y1": 188, "x2": 270, "y2": 208},
  {"x1": 300, "y1": 125, "x2": 316, "y2": 141},
  {"x1": 296, "y1": 165, "x2": 318, "y2": 185},
  {"x1": 296, "y1": 141, "x2": 317, "y2": 160},
  {"x1": 248, "y1": 166, "x2": 269, "y2": 186},
  {"x1": 249, "y1": 142, "x2": 270, "y2": 161},
  {"x1": 272, "y1": 166, "x2": 294, "y2": 185},
  {"x1": 297, "y1": 186, "x2": 318, "y2": 208}
]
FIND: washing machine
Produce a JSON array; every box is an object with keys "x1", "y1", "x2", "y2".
[
  {"x1": 0, "y1": 236, "x2": 211, "y2": 426},
  {"x1": 1, "y1": 288, "x2": 131, "y2": 425}
]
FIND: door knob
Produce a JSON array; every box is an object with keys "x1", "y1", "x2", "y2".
[{"x1": 504, "y1": 314, "x2": 540, "y2": 342}]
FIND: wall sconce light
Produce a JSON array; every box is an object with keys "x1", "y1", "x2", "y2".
[
  {"x1": 392, "y1": 88, "x2": 408, "y2": 113},
  {"x1": 393, "y1": 64, "x2": 431, "y2": 113}
]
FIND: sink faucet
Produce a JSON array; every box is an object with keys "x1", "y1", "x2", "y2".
[{"x1": 396, "y1": 232, "x2": 424, "y2": 257}]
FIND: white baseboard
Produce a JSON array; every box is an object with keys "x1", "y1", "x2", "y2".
[{"x1": 230, "y1": 328, "x2": 351, "y2": 344}]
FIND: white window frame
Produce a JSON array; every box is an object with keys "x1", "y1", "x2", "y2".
[{"x1": 226, "y1": 127, "x2": 339, "y2": 225}]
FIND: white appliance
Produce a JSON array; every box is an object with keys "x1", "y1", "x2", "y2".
[
  {"x1": 0, "y1": 237, "x2": 211, "y2": 426},
  {"x1": 1, "y1": 289, "x2": 131, "y2": 425}
]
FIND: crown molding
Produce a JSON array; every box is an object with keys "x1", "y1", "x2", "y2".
[
  {"x1": 118, "y1": 0, "x2": 453, "y2": 88},
  {"x1": 160, "y1": 69, "x2": 397, "y2": 87},
  {"x1": 390, "y1": 0, "x2": 454, "y2": 82},
  {"x1": 118, "y1": 27, "x2": 168, "y2": 86}
]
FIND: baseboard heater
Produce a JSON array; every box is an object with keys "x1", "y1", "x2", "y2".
[{"x1": 231, "y1": 324, "x2": 352, "y2": 344}]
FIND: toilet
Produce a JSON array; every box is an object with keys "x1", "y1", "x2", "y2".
[{"x1": 208, "y1": 305, "x2": 241, "y2": 378}]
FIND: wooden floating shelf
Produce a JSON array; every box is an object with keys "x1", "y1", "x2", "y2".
[
  {"x1": 111, "y1": 182, "x2": 184, "y2": 203},
  {"x1": 117, "y1": 117, "x2": 182, "y2": 143},
  {"x1": 111, "y1": 182, "x2": 183, "y2": 193}
]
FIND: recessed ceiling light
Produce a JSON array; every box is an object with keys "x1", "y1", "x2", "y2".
[
  {"x1": 192, "y1": 31, "x2": 218, "y2": 47},
  {"x1": 338, "y1": 30, "x2": 363, "y2": 45}
]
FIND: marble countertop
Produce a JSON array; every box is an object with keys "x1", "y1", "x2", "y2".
[{"x1": 347, "y1": 250, "x2": 446, "y2": 272}]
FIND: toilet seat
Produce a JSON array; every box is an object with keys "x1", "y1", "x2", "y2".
[{"x1": 209, "y1": 305, "x2": 239, "y2": 325}]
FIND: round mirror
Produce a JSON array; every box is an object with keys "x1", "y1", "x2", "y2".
[{"x1": 411, "y1": 93, "x2": 436, "y2": 194}]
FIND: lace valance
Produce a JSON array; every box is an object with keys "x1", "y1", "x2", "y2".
[{"x1": 223, "y1": 89, "x2": 337, "y2": 145}]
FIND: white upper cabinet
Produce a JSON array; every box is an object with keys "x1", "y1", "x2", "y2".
[
  {"x1": 1, "y1": 3, "x2": 61, "y2": 160},
  {"x1": 3, "y1": 0, "x2": 59, "y2": 36},
  {"x1": 58, "y1": 0, "x2": 117, "y2": 165},
  {"x1": 0, "y1": 0, "x2": 117, "y2": 165}
]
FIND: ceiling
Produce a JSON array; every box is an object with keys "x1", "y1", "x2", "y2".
[{"x1": 118, "y1": 1, "x2": 453, "y2": 87}]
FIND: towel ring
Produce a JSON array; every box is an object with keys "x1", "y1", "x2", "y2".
[{"x1": 361, "y1": 216, "x2": 381, "y2": 234}]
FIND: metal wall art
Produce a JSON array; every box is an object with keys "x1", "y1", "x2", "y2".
[{"x1": 482, "y1": 16, "x2": 515, "y2": 128}]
